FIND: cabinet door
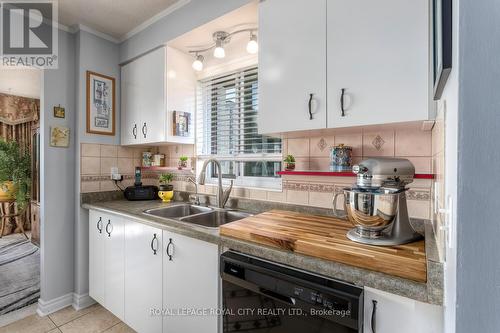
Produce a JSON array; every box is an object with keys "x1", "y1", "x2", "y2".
[
  {"x1": 258, "y1": 0, "x2": 327, "y2": 134},
  {"x1": 125, "y1": 221, "x2": 163, "y2": 333},
  {"x1": 121, "y1": 63, "x2": 140, "y2": 145},
  {"x1": 137, "y1": 47, "x2": 167, "y2": 144},
  {"x1": 89, "y1": 210, "x2": 105, "y2": 305},
  {"x1": 327, "y1": 0, "x2": 429, "y2": 128},
  {"x1": 103, "y1": 216, "x2": 125, "y2": 321},
  {"x1": 163, "y1": 232, "x2": 219, "y2": 333},
  {"x1": 364, "y1": 287, "x2": 443, "y2": 333}
]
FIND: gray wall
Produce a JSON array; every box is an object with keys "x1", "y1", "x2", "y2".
[
  {"x1": 74, "y1": 30, "x2": 121, "y2": 296},
  {"x1": 456, "y1": 0, "x2": 500, "y2": 331},
  {"x1": 40, "y1": 29, "x2": 76, "y2": 302},
  {"x1": 120, "y1": 0, "x2": 251, "y2": 63}
]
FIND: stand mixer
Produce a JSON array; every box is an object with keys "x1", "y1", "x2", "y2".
[{"x1": 333, "y1": 157, "x2": 423, "y2": 246}]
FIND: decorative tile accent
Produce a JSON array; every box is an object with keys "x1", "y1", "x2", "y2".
[
  {"x1": 283, "y1": 181, "x2": 310, "y2": 192},
  {"x1": 317, "y1": 138, "x2": 328, "y2": 152},
  {"x1": 406, "y1": 190, "x2": 431, "y2": 201},
  {"x1": 308, "y1": 183, "x2": 335, "y2": 193},
  {"x1": 372, "y1": 135, "x2": 385, "y2": 151}
]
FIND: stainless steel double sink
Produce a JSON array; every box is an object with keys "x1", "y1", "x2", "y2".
[{"x1": 143, "y1": 204, "x2": 252, "y2": 228}]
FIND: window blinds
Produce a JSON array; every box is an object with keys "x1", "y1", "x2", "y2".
[{"x1": 196, "y1": 66, "x2": 282, "y2": 159}]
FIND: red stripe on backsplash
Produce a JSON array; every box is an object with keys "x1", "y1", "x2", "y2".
[{"x1": 277, "y1": 170, "x2": 435, "y2": 179}]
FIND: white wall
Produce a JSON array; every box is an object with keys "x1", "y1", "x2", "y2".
[
  {"x1": 74, "y1": 30, "x2": 121, "y2": 297},
  {"x1": 40, "y1": 29, "x2": 77, "y2": 308}
]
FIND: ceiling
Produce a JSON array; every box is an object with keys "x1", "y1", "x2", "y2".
[
  {"x1": 58, "y1": 0, "x2": 183, "y2": 39},
  {"x1": 169, "y1": 1, "x2": 257, "y2": 70},
  {"x1": 0, "y1": 67, "x2": 41, "y2": 99}
]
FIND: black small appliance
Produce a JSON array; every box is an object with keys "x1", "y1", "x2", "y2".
[{"x1": 124, "y1": 167, "x2": 158, "y2": 201}]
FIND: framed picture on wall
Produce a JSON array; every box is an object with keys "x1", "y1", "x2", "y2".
[
  {"x1": 433, "y1": 0, "x2": 452, "y2": 100},
  {"x1": 86, "y1": 71, "x2": 115, "y2": 135},
  {"x1": 173, "y1": 111, "x2": 190, "y2": 137}
]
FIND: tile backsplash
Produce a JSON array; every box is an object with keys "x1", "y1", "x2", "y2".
[{"x1": 80, "y1": 123, "x2": 434, "y2": 220}]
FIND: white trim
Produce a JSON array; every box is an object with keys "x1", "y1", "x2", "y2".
[
  {"x1": 0, "y1": 304, "x2": 37, "y2": 328},
  {"x1": 120, "y1": 0, "x2": 191, "y2": 42},
  {"x1": 36, "y1": 293, "x2": 73, "y2": 317},
  {"x1": 196, "y1": 54, "x2": 258, "y2": 80},
  {"x1": 77, "y1": 24, "x2": 120, "y2": 44},
  {"x1": 72, "y1": 293, "x2": 96, "y2": 311}
]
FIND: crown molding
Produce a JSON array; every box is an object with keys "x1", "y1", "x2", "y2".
[
  {"x1": 77, "y1": 24, "x2": 121, "y2": 43},
  {"x1": 120, "y1": 0, "x2": 191, "y2": 42}
]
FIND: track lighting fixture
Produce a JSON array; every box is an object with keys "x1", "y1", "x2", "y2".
[
  {"x1": 192, "y1": 54, "x2": 204, "y2": 71},
  {"x1": 246, "y1": 33, "x2": 258, "y2": 54},
  {"x1": 189, "y1": 28, "x2": 258, "y2": 71}
]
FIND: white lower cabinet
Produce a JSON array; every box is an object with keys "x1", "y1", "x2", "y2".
[
  {"x1": 364, "y1": 287, "x2": 443, "y2": 333},
  {"x1": 163, "y1": 231, "x2": 219, "y2": 333},
  {"x1": 88, "y1": 211, "x2": 125, "y2": 320},
  {"x1": 124, "y1": 220, "x2": 163, "y2": 333},
  {"x1": 88, "y1": 210, "x2": 220, "y2": 333}
]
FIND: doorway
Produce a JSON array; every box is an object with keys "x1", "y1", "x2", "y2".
[{"x1": 0, "y1": 66, "x2": 41, "y2": 316}]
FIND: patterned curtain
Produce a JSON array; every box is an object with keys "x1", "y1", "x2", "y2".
[{"x1": 0, "y1": 93, "x2": 40, "y2": 235}]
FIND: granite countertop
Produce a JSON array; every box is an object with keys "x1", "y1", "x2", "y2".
[{"x1": 81, "y1": 194, "x2": 443, "y2": 305}]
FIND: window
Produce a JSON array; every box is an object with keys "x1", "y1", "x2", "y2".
[{"x1": 196, "y1": 66, "x2": 282, "y2": 189}]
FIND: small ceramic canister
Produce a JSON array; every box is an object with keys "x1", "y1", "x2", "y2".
[{"x1": 330, "y1": 144, "x2": 353, "y2": 171}]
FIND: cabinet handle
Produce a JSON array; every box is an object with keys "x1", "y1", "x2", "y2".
[
  {"x1": 132, "y1": 124, "x2": 137, "y2": 139},
  {"x1": 151, "y1": 233, "x2": 159, "y2": 255},
  {"x1": 105, "y1": 220, "x2": 113, "y2": 237},
  {"x1": 371, "y1": 300, "x2": 377, "y2": 333},
  {"x1": 308, "y1": 93, "x2": 314, "y2": 120},
  {"x1": 142, "y1": 122, "x2": 147, "y2": 138},
  {"x1": 340, "y1": 88, "x2": 346, "y2": 117},
  {"x1": 166, "y1": 238, "x2": 174, "y2": 261},
  {"x1": 96, "y1": 217, "x2": 102, "y2": 234}
]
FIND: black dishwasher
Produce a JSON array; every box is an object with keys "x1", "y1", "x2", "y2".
[{"x1": 221, "y1": 251, "x2": 364, "y2": 333}]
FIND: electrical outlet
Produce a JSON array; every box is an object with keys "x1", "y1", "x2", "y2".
[{"x1": 110, "y1": 167, "x2": 122, "y2": 181}]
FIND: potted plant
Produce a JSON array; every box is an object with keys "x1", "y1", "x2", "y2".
[
  {"x1": 178, "y1": 156, "x2": 189, "y2": 169},
  {"x1": 158, "y1": 173, "x2": 174, "y2": 202},
  {"x1": 283, "y1": 154, "x2": 296, "y2": 171},
  {"x1": 0, "y1": 140, "x2": 31, "y2": 209}
]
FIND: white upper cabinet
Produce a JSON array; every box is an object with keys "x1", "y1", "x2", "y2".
[
  {"x1": 258, "y1": 0, "x2": 327, "y2": 135},
  {"x1": 327, "y1": 0, "x2": 429, "y2": 128},
  {"x1": 121, "y1": 46, "x2": 196, "y2": 145},
  {"x1": 258, "y1": 0, "x2": 430, "y2": 134}
]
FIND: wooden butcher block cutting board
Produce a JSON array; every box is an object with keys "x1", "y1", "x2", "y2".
[{"x1": 220, "y1": 210, "x2": 427, "y2": 283}]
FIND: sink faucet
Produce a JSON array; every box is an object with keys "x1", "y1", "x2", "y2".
[
  {"x1": 198, "y1": 158, "x2": 233, "y2": 208},
  {"x1": 187, "y1": 177, "x2": 201, "y2": 205}
]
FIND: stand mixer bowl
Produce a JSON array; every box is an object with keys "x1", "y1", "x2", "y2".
[{"x1": 335, "y1": 187, "x2": 401, "y2": 238}]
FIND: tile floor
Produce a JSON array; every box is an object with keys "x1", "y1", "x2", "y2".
[{"x1": 0, "y1": 304, "x2": 135, "y2": 333}]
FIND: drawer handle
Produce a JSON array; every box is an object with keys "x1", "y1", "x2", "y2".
[
  {"x1": 142, "y1": 122, "x2": 147, "y2": 138},
  {"x1": 166, "y1": 238, "x2": 174, "y2": 261},
  {"x1": 371, "y1": 300, "x2": 377, "y2": 333},
  {"x1": 340, "y1": 88, "x2": 346, "y2": 117},
  {"x1": 132, "y1": 124, "x2": 137, "y2": 139},
  {"x1": 105, "y1": 220, "x2": 113, "y2": 237},
  {"x1": 308, "y1": 93, "x2": 313, "y2": 120},
  {"x1": 151, "y1": 233, "x2": 159, "y2": 255},
  {"x1": 96, "y1": 217, "x2": 102, "y2": 234}
]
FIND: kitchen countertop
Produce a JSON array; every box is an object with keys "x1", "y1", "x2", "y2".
[{"x1": 81, "y1": 197, "x2": 443, "y2": 305}]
